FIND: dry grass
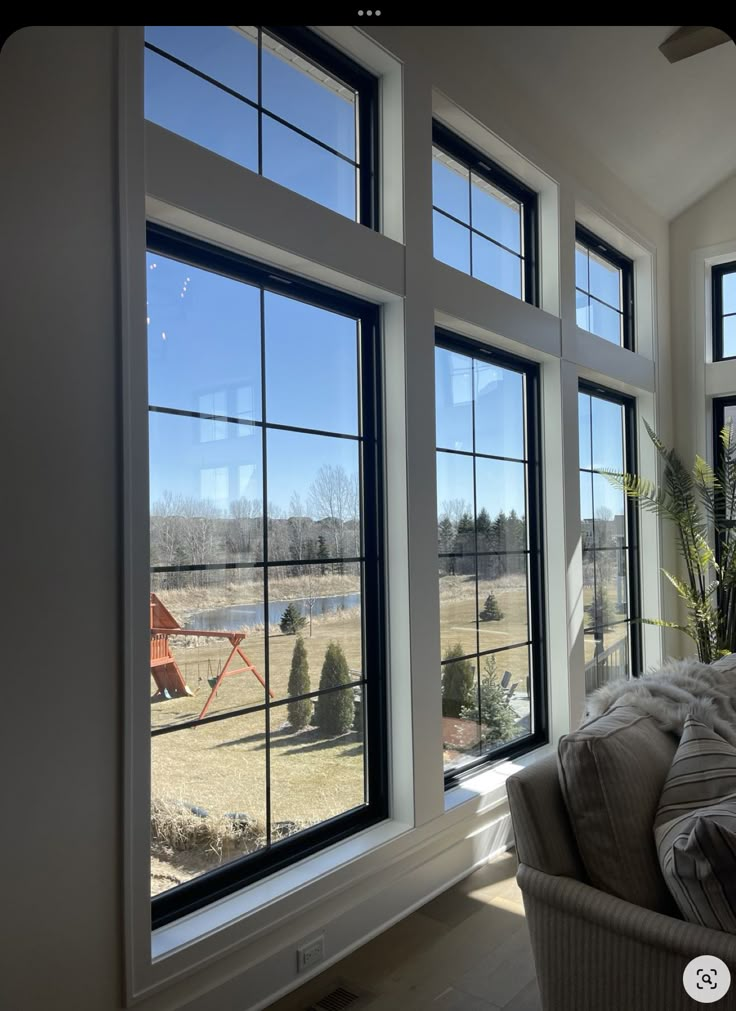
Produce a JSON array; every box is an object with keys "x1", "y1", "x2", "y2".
[{"x1": 150, "y1": 572, "x2": 537, "y2": 895}]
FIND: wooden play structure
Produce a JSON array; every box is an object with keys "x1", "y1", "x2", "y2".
[{"x1": 150, "y1": 593, "x2": 273, "y2": 719}]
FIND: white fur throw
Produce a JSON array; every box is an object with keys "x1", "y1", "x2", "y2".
[{"x1": 581, "y1": 656, "x2": 736, "y2": 747}]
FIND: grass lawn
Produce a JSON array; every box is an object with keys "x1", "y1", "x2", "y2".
[{"x1": 150, "y1": 571, "x2": 539, "y2": 894}]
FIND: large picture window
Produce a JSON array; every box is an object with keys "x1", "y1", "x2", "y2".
[
  {"x1": 435, "y1": 331, "x2": 546, "y2": 782},
  {"x1": 144, "y1": 26, "x2": 378, "y2": 224},
  {"x1": 578, "y1": 384, "x2": 641, "y2": 691},
  {"x1": 575, "y1": 224, "x2": 634, "y2": 349},
  {"x1": 432, "y1": 122, "x2": 538, "y2": 304},
  {"x1": 146, "y1": 227, "x2": 386, "y2": 926},
  {"x1": 713, "y1": 262, "x2": 736, "y2": 361}
]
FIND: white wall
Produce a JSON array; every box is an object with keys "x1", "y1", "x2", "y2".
[
  {"x1": 1, "y1": 24, "x2": 674, "y2": 1011},
  {"x1": 670, "y1": 172, "x2": 736, "y2": 463}
]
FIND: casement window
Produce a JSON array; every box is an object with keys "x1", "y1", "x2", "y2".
[
  {"x1": 712, "y1": 262, "x2": 736, "y2": 361},
  {"x1": 144, "y1": 25, "x2": 378, "y2": 224},
  {"x1": 146, "y1": 226, "x2": 386, "y2": 927},
  {"x1": 575, "y1": 224, "x2": 634, "y2": 349},
  {"x1": 578, "y1": 384, "x2": 641, "y2": 691},
  {"x1": 432, "y1": 122, "x2": 538, "y2": 304},
  {"x1": 435, "y1": 330, "x2": 547, "y2": 783}
]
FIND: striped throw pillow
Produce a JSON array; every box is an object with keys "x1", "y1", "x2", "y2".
[{"x1": 654, "y1": 713, "x2": 736, "y2": 931}]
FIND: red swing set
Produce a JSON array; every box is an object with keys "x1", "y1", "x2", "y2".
[{"x1": 149, "y1": 593, "x2": 273, "y2": 720}]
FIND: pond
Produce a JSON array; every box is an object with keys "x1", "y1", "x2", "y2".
[{"x1": 184, "y1": 592, "x2": 361, "y2": 631}]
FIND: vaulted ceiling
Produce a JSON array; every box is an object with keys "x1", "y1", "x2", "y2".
[{"x1": 477, "y1": 26, "x2": 736, "y2": 220}]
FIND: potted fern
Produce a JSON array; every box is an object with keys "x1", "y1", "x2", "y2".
[{"x1": 605, "y1": 420, "x2": 736, "y2": 663}]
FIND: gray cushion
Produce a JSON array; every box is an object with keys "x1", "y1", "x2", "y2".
[
  {"x1": 655, "y1": 713, "x2": 736, "y2": 931},
  {"x1": 558, "y1": 704, "x2": 678, "y2": 913}
]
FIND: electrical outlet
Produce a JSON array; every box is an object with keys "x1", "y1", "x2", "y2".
[{"x1": 296, "y1": 935, "x2": 325, "y2": 972}]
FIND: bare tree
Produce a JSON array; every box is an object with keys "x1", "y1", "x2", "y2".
[
  {"x1": 308, "y1": 464, "x2": 359, "y2": 563},
  {"x1": 440, "y1": 498, "x2": 471, "y2": 527},
  {"x1": 288, "y1": 492, "x2": 309, "y2": 568}
]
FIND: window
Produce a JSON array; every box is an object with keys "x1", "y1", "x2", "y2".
[
  {"x1": 432, "y1": 122, "x2": 538, "y2": 304},
  {"x1": 147, "y1": 226, "x2": 386, "y2": 927},
  {"x1": 578, "y1": 384, "x2": 641, "y2": 692},
  {"x1": 435, "y1": 331, "x2": 547, "y2": 782},
  {"x1": 575, "y1": 224, "x2": 634, "y2": 348},
  {"x1": 144, "y1": 26, "x2": 378, "y2": 224},
  {"x1": 713, "y1": 262, "x2": 736, "y2": 360}
]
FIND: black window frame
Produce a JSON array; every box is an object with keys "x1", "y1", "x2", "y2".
[
  {"x1": 575, "y1": 223, "x2": 635, "y2": 351},
  {"x1": 435, "y1": 328, "x2": 548, "y2": 789},
  {"x1": 578, "y1": 381, "x2": 642, "y2": 688},
  {"x1": 147, "y1": 224, "x2": 387, "y2": 929},
  {"x1": 144, "y1": 25, "x2": 379, "y2": 228},
  {"x1": 432, "y1": 121, "x2": 539, "y2": 307},
  {"x1": 712, "y1": 396, "x2": 736, "y2": 567},
  {"x1": 712, "y1": 262, "x2": 736, "y2": 362}
]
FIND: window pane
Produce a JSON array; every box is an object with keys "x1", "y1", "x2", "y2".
[
  {"x1": 580, "y1": 470, "x2": 593, "y2": 536},
  {"x1": 590, "y1": 396, "x2": 624, "y2": 472},
  {"x1": 479, "y1": 646, "x2": 531, "y2": 753},
  {"x1": 475, "y1": 459, "x2": 526, "y2": 535},
  {"x1": 435, "y1": 347, "x2": 474, "y2": 452},
  {"x1": 436, "y1": 452, "x2": 475, "y2": 538},
  {"x1": 432, "y1": 149, "x2": 470, "y2": 223},
  {"x1": 150, "y1": 570, "x2": 267, "y2": 729},
  {"x1": 434, "y1": 211, "x2": 470, "y2": 273},
  {"x1": 439, "y1": 556, "x2": 477, "y2": 659},
  {"x1": 269, "y1": 562, "x2": 362, "y2": 701},
  {"x1": 442, "y1": 655, "x2": 480, "y2": 772},
  {"x1": 474, "y1": 362, "x2": 525, "y2": 460},
  {"x1": 592, "y1": 474, "x2": 625, "y2": 546},
  {"x1": 724, "y1": 315, "x2": 736, "y2": 359},
  {"x1": 470, "y1": 175, "x2": 521, "y2": 253},
  {"x1": 262, "y1": 117, "x2": 356, "y2": 219},
  {"x1": 262, "y1": 34, "x2": 356, "y2": 161},
  {"x1": 267, "y1": 430, "x2": 360, "y2": 561},
  {"x1": 147, "y1": 253, "x2": 262, "y2": 418},
  {"x1": 269, "y1": 687, "x2": 365, "y2": 840},
  {"x1": 145, "y1": 49, "x2": 258, "y2": 172},
  {"x1": 149, "y1": 411, "x2": 263, "y2": 565},
  {"x1": 578, "y1": 393, "x2": 592, "y2": 470},
  {"x1": 477, "y1": 559, "x2": 529, "y2": 652},
  {"x1": 472, "y1": 233, "x2": 522, "y2": 298},
  {"x1": 145, "y1": 25, "x2": 258, "y2": 101},
  {"x1": 576, "y1": 290, "x2": 590, "y2": 331},
  {"x1": 151, "y1": 709, "x2": 267, "y2": 896},
  {"x1": 575, "y1": 243, "x2": 588, "y2": 290},
  {"x1": 589, "y1": 249, "x2": 621, "y2": 309},
  {"x1": 588, "y1": 298, "x2": 622, "y2": 344},
  {"x1": 264, "y1": 292, "x2": 358, "y2": 435},
  {"x1": 584, "y1": 625, "x2": 629, "y2": 693},
  {"x1": 723, "y1": 272, "x2": 736, "y2": 316}
]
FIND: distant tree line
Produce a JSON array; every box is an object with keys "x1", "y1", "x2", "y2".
[
  {"x1": 150, "y1": 464, "x2": 359, "y2": 589},
  {"x1": 438, "y1": 499, "x2": 526, "y2": 578}
]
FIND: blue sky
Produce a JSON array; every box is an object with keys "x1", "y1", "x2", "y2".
[{"x1": 147, "y1": 253, "x2": 359, "y2": 512}]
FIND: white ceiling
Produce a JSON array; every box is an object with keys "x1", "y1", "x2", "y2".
[{"x1": 477, "y1": 26, "x2": 736, "y2": 220}]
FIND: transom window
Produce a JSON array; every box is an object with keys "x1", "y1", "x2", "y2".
[
  {"x1": 435, "y1": 331, "x2": 546, "y2": 782},
  {"x1": 575, "y1": 224, "x2": 634, "y2": 348},
  {"x1": 146, "y1": 227, "x2": 386, "y2": 927},
  {"x1": 713, "y1": 262, "x2": 736, "y2": 360},
  {"x1": 578, "y1": 384, "x2": 641, "y2": 692},
  {"x1": 144, "y1": 26, "x2": 378, "y2": 224},
  {"x1": 432, "y1": 122, "x2": 538, "y2": 304}
]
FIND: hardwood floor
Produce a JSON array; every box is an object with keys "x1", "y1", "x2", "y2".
[{"x1": 266, "y1": 849, "x2": 541, "y2": 1011}]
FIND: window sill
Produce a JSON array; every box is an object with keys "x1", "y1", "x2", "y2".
[
  {"x1": 444, "y1": 741, "x2": 554, "y2": 817},
  {"x1": 151, "y1": 818, "x2": 413, "y2": 966}
]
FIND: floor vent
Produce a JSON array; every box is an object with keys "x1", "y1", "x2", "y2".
[{"x1": 308, "y1": 981, "x2": 373, "y2": 1011}]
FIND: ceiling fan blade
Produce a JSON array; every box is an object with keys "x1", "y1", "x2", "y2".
[{"x1": 659, "y1": 25, "x2": 732, "y2": 63}]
